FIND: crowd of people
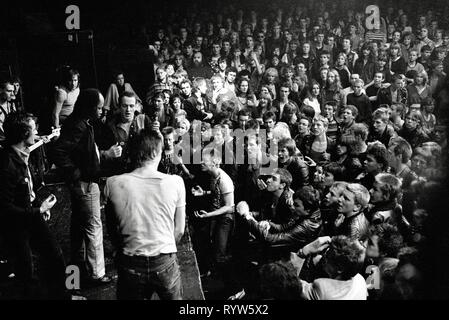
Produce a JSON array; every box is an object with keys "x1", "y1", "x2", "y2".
[{"x1": 1, "y1": 0, "x2": 449, "y2": 300}]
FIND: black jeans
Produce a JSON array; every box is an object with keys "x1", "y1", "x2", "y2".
[
  {"x1": 1, "y1": 213, "x2": 68, "y2": 299},
  {"x1": 210, "y1": 215, "x2": 234, "y2": 266}
]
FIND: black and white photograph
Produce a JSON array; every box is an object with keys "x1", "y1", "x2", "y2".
[{"x1": 0, "y1": 0, "x2": 448, "y2": 305}]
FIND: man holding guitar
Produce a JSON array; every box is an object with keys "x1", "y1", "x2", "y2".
[{"x1": 0, "y1": 112, "x2": 83, "y2": 299}]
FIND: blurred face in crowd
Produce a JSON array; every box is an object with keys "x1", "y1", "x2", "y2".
[
  {"x1": 278, "y1": 147, "x2": 290, "y2": 164},
  {"x1": 163, "y1": 92, "x2": 170, "y2": 105},
  {"x1": 302, "y1": 43, "x2": 310, "y2": 55},
  {"x1": 312, "y1": 119, "x2": 326, "y2": 136},
  {"x1": 312, "y1": 83, "x2": 320, "y2": 97},
  {"x1": 364, "y1": 154, "x2": 382, "y2": 174},
  {"x1": 259, "y1": 95, "x2": 269, "y2": 107},
  {"x1": 336, "y1": 54, "x2": 346, "y2": 66},
  {"x1": 298, "y1": 118, "x2": 310, "y2": 135},
  {"x1": 337, "y1": 189, "x2": 358, "y2": 215},
  {"x1": 377, "y1": 59, "x2": 387, "y2": 69},
  {"x1": 164, "y1": 132, "x2": 174, "y2": 150},
  {"x1": 172, "y1": 97, "x2": 182, "y2": 111},
  {"x1": 200, "y1": 154, "x2": 217, "y2": 172},
  {"x1": 320, "y1": 54, "x2": 329, "y2": 65},
  {"x1": 120, "y1": 96, "x2": 137, "y2": 123},
  {"x1": 373, "y1": 118, "x2": 387, "y2": 134},
  {"x1": 212, "y1": 127, "x2": 224, "y2": 144},
  {"x1": 154, "y1": 96, "x2": 164, "y2": 111},
  {"x1": 370, "y1": 181, "x2": 386, "y2": 204},
  {"x1": 181, "y1": 82, "x2": 191, "y2": 96},
  {"x1": 293, "y1": 198, "x2": 309, "y2": 217},
  {"x1": 364, "y1": 234, "x2": 380, "y2": 259},
  {"x1": 266, "y1": 173, "x2": 283, "y2": 193},
  {"x1": 156, "y1": 68, "x2": 167, "y2": 82},
  {"x1": 415, "y1": 74, "x2": 425, "y2": 85},
  {"x1": 222, "y1": 41, "x2": 231, "y2": 53},
  {"x1": 115, "y1": 73, "x2": 125, "y2": 87},
  {"x1": 342, "y1": 39, "x2": 351, "y2": 51},
  {"x1": 212, "y1": 77, "x2": 223, "y2": 91},
  {"x1": 23, "y1": 119, "x2": 38, "y2": 146},
  {"x1": 260, "y1": 86, "x2": 270, "y2": 97},
  {"x1": 324, "y1": 105, "x2": 334, "y2": 119},
  {"x1": 68, "y1": 75, "x2": 79, "y2": 91},
  {"x1": 324, "y1": 186, "x2": 343, "y2": 207},
  {"x1": 328, "y1": 71, "x2": 336, "y2": 84},
  {"x1": 279, "y1": 86, "x2": 290, "y2": 100},
  {"x1": 1, "y1": 83, "x2": 15, "y2": 102},
  {"x1": 392, "y1": 78, "x2": 403, "y2": 90},
  {"x1": 341, "y1": 108, "x2": 355, "y2": 124},
  {"x1": 95, "y1": 94, "x2": 105, "y2": 119},
  {"x1": 353, "y1": 82, "x2": 363, "y2": 96},
  {"x1": 239, "y1": 80, "x2": 249, "y2": 93},
  {"x1": 393, "y1": 31, "x2": 401, "y2": 42},
  {"x1": 180, "y1": 28, "x2": 188, "y2": 39},
  {"x1": 297, "y1": 63, "x2": 306, "y2": 73},
  {"x1": 226, "y1": 71, "x2": 236, "y2": 83},
  {"x1": 177, "y1": 122, "x2": 188, "y2": 136},
  {"x1": 405, "y1": 114, "x2": 419, "y2": 130},
  {"x1": 314, "y1": 167, "x2": 335, "y2": 188},
  {"x1": 374, "y1": 73, "x2": 383, "y2": 85},
  {"x1": 350, "y1": 74, "x2": 360, "y2": 86},
  {"x1": 336, "y1": 144, "x2": 348, "y2": 156},
  {"x1": 320, "y1": 69, "x2": 328, "y2": 81},
  {"x1": 238, "y1": 114, "x2": 249, "y2": 129},
  {"x1": 246, "y1": 36, "x2": 254, "y2": 48},
  {"x1": 434, "y1": 127, "x2": 447, "y2": 143},
  {"x1": 420, "y1": 28, "x2": 428, "y2": 39},
  {"x1": 13, "y1": 81, "x2": 20, "y2": 95},
  {"x1": 213, "y1": 44, "x2": 221, "y2": 55},
  {"x1": 264, "y1": 117, "x2": 275, "y2": 131},
  {"x1": 193, "y1": 52, "x2": 203, "y2": 65},
  {"x1": 411, "y1": 154, "x2": 427, "y2": 174}
]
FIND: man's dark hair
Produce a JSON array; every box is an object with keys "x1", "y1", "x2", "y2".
[
  {"x1": 367, "y1": 142, "x2": 389, "y2": 170},
  {"x1": 263, "y1": 111, "x2": 277, "y2": 122},
  {"x1": 259, "y1": 261, "x2": 302, "y2": 300},
  {"x1": 72, "y1": 88, "x2": 102, "y2": 120},
  {"x1": 343, "y1": 105, "x2": 359, "y2": 120},
  {"x1": 119, "y1": 91, "x2": 137, "y2": 105},
  {"x1": 327, "y1": 235, "x2": 364, "y2": 280},
  {"x1": 366, "y1": 223, "x2": 404, "y2": 258},
  {"x1": 299, "y1": 104, "x2": 316, "y2": 119},
  {"x1": 393, "y1": 137, "x2": 412, "y2": 164},
  {"x1": 59, "y1": 67, "x2": 80, "y2": 87},
  {"x1": 129, "y1": 127, "x2": 163, "y2": 168},
  {"x1": 278, "y1": 137, "x2": 297, "y2": 156},
  {"x1": 420, "y1": 45, "x2": 431, "y2": 53},
  {"x1": 3, "y1": 112, "x2": 36, "y2": 146},
  {"x1": 226, "y1": 67, "x2": 238, "y2": 75},
  {"x1": 0, "y1": 78, "x2": 14, "y2": 90},
  {"x1": 237, "y1": 109, "x2": 250, "y2": 118},
  {"x1": 237, "y1": 69, "x2": 251, "y2": 80},
  {"x1": 294, "y1": 185, "x2": 320, "y2": 212},
  {"x1": 273, "y1": 168, "x2": 293, "y2": 190},
  {"x1": 162, "y1": 126, "x2": 175, "y2": 136}
]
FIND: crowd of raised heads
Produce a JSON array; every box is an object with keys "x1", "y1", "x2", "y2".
[{"x1": 1, "y1": 0, "x2": 449, "y2": 300}]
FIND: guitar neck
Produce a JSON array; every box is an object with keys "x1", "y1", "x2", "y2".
[{"x1": 28, "y1": 132, "x2": 58, "y2": 152}]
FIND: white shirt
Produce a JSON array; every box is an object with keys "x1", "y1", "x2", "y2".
[{"x1": 104, "y1": 170, "x2": 186, "y2": 257}]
